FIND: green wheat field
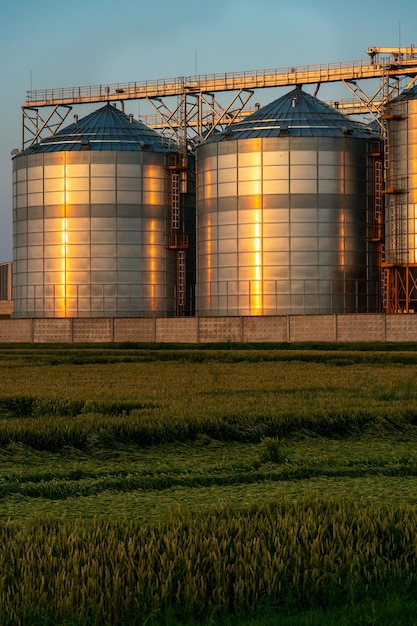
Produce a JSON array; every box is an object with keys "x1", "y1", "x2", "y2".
[{"x1": 2, "y1": 342, "x2": 417, "y2": 625}]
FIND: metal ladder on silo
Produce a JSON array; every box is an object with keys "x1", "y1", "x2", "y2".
[
  {"x1": 177, "y1": 250, "x2": 186, "y2": 313},
  {"x1": 166, "y1": 153, "x2": 189, "y2": 315},
  {"x1": 171, "y1": 171, "x2": 180, "y2": 231}
]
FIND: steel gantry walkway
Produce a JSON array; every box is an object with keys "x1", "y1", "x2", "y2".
[
  {"x1": 22, "y1": 46, "x2": 417, "y2": 149},
  {"x1": 18, "y1": 45, "x2": 417, "y2": 316}
]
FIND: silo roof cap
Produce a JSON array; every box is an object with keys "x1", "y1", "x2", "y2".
[
  {"x1": 204, "y1": 87, "x2": 380, "y2": 141},
  {"x1": 18, "y1": 104, "x2": 178, "y2": 155},
  {"x1": 389, "y1": 84, "x2": 417, "y2": 103}
]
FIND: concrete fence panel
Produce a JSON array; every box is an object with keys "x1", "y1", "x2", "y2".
[
  {"x1": 198, "y1": 317, "x2": 243, "y2": 343},
  {"x1": 33, "y1": 319, "x2": 72, "y2": 343},
  {"x1": 156, "y1": 318, "x2": 198, "y2": 343},
  {"x1": 385, "y1": 314, "x2": 417, "y2": 342},
  {"x1": 72, "y1": 318, "x2": 113, "y2": 343},
  {"x1": 0, "y1": 318, "x2": 32, "y2": 343},
  {"x1": 242, "y1": 316, "x2": 288, "y2": 342},
  {"x1": 3, "y1": 314, "x2": 417, "y2": 344},
  {"x1": 289, "y1": 315, "x2": 336, "y2": 343},
  {"x1": 113, "y1": 318, "x2": 156, "y2": 343},
  {"x1": 336, "y1": 314, "x2": 385, "y2": 342}
]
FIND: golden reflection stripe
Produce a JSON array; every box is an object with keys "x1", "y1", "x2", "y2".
[
  {"x1": 207, "y1": 217, "x2": 211, "y2": 304},
  {"x1": 340, "y1": 211, "x2": 345, "y2": 267},
  {"x1": 149, "y1": 219, "x2": 156, "y2": 311},
  {"x1": 58, "y1": 216, "x2": 68, "y2": 316},
  {"x1": 251, "y1": 198, "x2": 262, "y2": 314},
  {"x1": 58, "y1": 162, "x2": 68, "y2": 317}
]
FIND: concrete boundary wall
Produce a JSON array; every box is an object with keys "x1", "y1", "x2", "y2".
[{"x1": 1, "y1": 315, "x2": 417, "y2": 344}]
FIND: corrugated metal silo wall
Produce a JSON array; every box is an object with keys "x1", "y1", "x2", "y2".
[
  {"x1": 196, "y1": 135, "x2": 379, "y2": 316},
  {"x1": 385, "y1": 93, "x2": 417, "y2": 266},
  {"x1": 12, "y1": 150, "x2": 177, "y2": 318}
]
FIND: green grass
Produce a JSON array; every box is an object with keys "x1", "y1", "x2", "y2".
[
  {"x1": 2, "y1": 498, "x2": 417, "y2": 625},
  {"x1": 2, "y1": 343, "x2": 417, "y2": 624},
  {"x1": 155, "y1": 596, "x2": 417, "y2": 625},
  {"x1": 2, "y1": 435, "x2": 417, "y2": 522}
]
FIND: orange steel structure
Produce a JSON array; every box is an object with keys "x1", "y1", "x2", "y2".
[
  {"x1": 20, "y1": 47, "x2": 417, "y2": 314},
  {"x1": 22, "y1": 47, "x2": 417, "y2": 149}
]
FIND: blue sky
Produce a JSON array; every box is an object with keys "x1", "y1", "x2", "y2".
[{"x1": 0, "y1": 0, "x2": 416, "y2": 262}]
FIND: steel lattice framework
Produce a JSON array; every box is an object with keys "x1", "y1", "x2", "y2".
[
  {"x1": 21, "y1": 47, "x2": 417, "y2": 149},
  {"x1": 19, "y1": 46, "x2": 417, "y2": 315}
]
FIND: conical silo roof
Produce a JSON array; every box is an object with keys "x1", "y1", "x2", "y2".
[
  {"x1": 19, "y1": 103, "x2": 177, "y2": 155},
  {"x1": 207, "y1": 86, "x2": 378, "y2": 141},
  {"x1": 388, "y1": 84, "x2": 417, "y2": 103}
]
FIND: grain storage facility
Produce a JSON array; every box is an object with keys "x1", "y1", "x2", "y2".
[
  {"x1": 10, "y1": 47, "x2": 417, "y2": 324},
  {"x1": 12, "y1": 104, "x2": 191, "y2": 318},
  {"x1": 195, "y1": 87, "x2": 382, "y2": 316},
  {"x1": 383, "y1": 84, "x2": 417, "y2": 312}
]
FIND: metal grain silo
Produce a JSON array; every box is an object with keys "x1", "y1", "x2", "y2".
[
  {"x1": 12, "y1": 104, "x2": 185, "y2": 318},
  {"x1": 196, "y1": 87, "x2": 381, "y2": 316},
  {"x1": 383, "y1": 86, "x2": 417, "y2": 312}
]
